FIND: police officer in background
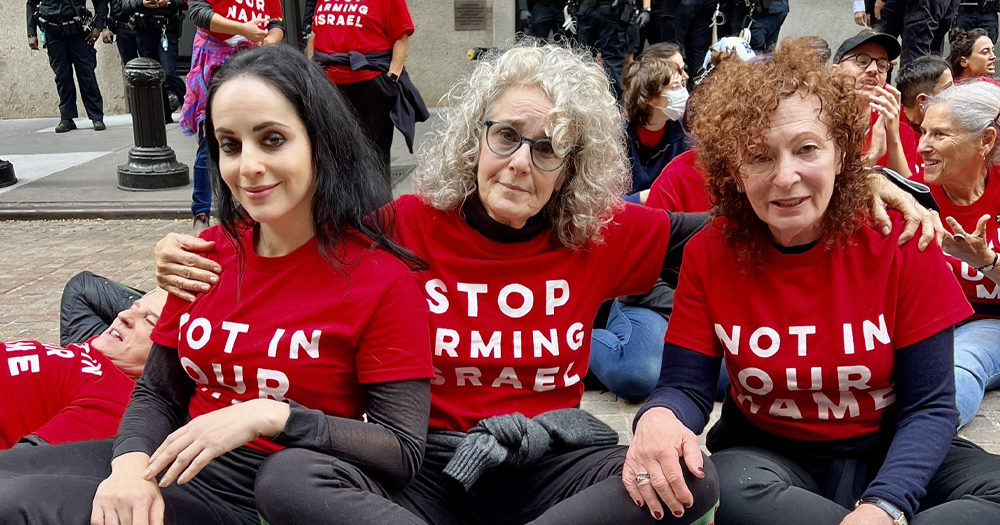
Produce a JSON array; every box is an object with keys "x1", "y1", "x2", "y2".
[
  {"x1": 119, "y1": 0, "x2": 186, "y2": 122},
  {"x1": 519, "y1": 0, "x2": 571, "y2": 41},
  {"x1": 578, "y1": 0, "x2": 651, "y2": 98},
  {"x1": 27, "y1": 0, "x2": 109, "y2": 133},
  {"x1": 102, "y1": 0, "x2": 139, "y2": 68},
  {"x1": 957, "y1": 0, "x2": 999, "y2": 43}
]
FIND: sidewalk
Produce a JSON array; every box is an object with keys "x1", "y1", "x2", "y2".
[{"x1": 0, "y1": 110, "x2": 432, "y2": 219}]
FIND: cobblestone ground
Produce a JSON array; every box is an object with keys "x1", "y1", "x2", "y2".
[{"x1": 2, "y1": 219, "x2": 998, "y2": 453}]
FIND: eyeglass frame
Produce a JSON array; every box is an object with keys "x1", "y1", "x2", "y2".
[
  {"x1": 838, "y1": 52, "x2": 890, "y2": 73},
  {"x1": 483, "y1": 120, "x2": 573, "y2": 172}
]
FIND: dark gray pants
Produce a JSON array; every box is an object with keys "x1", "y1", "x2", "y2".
[
  {"x1": 957, "y1": 4, "x2": 999, "y2": 43},
  {"x1": 256, "y1": 444, "x2": 720, "y2": 525},
  {"x1": 880, "y1": 0, "x2": 960, "y2": 66},
  {"x1": 0, "y1": 439, "x2": 263, "y2": 525},
  {"x1": 713, "y1": 438, "x2": 1000, "y2": 525},
  {"x1": 44, "y1": 27, "x2": 104, "y2": 121}
]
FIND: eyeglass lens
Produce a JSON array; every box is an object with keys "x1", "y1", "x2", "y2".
[{"x1": 486, "y1": 123, "x2": 565, "y2": 171}]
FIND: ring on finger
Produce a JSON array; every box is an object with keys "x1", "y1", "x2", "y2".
[
  {"x1": 635, "y1": 472, "x2": 651, "y2": 483},
  {"x1": 954, "y1": 233, "x2": 967, "y2": 242}
]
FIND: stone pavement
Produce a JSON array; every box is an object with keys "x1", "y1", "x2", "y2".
[{"x1": 1, "y1": 218, "x2": 998, "y2": 453}]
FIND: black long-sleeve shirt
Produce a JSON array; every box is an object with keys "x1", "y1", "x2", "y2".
[
  {"x1": 113, "y1": 343, "x2": 431, "y2": 488},
  {"x1": 637, "y1": 328, "x2": 959, "y2": 520},
  {"x1": 27, "y1": 0, "x2": 109, "y2": 37}
]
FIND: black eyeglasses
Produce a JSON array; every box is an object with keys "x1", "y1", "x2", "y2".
[
  {"x1": 483, "y1": 121, "x2": 571, "y2": 172},
  {"x1": 840, "y1": 53, "x2": 890, "y2": 73}
]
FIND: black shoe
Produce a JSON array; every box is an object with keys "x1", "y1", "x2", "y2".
[
  {"x1": 168, "y1": 93, "x2": 181, "y2": 112},
  {"x1": 54, "y1": 119, "x2": 76, "y2": 133},
  {"x1": 93, "y1": 120, "x2": 106, "y2": 131}
]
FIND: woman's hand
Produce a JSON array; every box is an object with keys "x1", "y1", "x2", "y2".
[
  {"x1": 942, "y1": 214, "x2": 996, "y2": 269},
  {"x1": 839, "y1": 504, "x2": 896, "y2": 525},
  {"x1": 92, "y1": 452, "x2": 165, "y2": 525},
  {"x1": 623, "y1": 408, "x2": 705, "y2": 520},
  {"x1": 867, "y1": 174, "x2": 943, "y2": 250},
  {"x1": 154, "y1": 233, "x2": 220, "y2": 302},
  {"x1": 145, "y1": 399, "x2": 290, "y2": 487},
  {"x1": 239, "y1": 18, "x2": 269, "y2": 43}
]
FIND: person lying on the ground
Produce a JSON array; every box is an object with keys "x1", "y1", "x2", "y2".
[
  {"x1": 1, "y1": 288, "x2": 167, "y2": 449},
  {"x1": 59, "y1": 271, "x2": 147, "y2": 347}
]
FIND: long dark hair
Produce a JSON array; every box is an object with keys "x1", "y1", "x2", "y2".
[{"x1": 203, "y1": 45, "x2": 423, "y2": 270}]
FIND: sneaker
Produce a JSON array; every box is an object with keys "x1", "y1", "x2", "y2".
[
  {"x1": 92, "y1": 120, "x2": 106, "y2": 131},
  {"x1": 168, "y1": 93, "x2": 181, "y2": 112},
  {"x1": 54, "y1": 119, "x2": 76, "y2": 133},
  {"x1": 193, "y1": 213, "x2": 210, "y2": 234}
]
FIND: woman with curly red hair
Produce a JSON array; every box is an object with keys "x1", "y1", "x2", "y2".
[{"x1": 624, "y1": 41, "x2": 1000, "y2": 524}]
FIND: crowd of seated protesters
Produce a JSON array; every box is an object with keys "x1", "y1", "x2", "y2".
[
  {"x1": 1, "y1": 272, "x2": 166, "y2": 450},
  {"x1": 3, "y1": 24, "x2": 1000, "y2": 525}
]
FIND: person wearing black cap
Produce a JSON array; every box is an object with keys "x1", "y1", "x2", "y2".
[{"x1": 833, "y1": 30, "x2": 923, "y2": 178}]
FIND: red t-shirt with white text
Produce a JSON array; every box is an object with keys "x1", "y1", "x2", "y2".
[
  {"x1": 646, "y1": 150, "x2": 712, "y2": 213},
  {"x1": 0, "y1": 338, "x2": 134, "y2": 449},
  {"x1": 312, "y1": 0, "x2": 414, "y2": 84},
  {"x1": 151, "y1": 225, "x2": 433, "y2": 454},
  {"x1": 665, "y1": 216, "x2": 971, "y2": 441},
  {"x1": 206, "y1": 0, "x2": 284, "y2": 43},
  {"x1": 916, "y1": 166, "x2": 1000, "y2": 320},
  {"x1": 392, "y1": 195, "x2": 671, "y2": 432}
]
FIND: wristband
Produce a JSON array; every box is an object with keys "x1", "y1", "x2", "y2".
[{"x1": 976, "y1": 251, "x2": 999, "y2": 273}]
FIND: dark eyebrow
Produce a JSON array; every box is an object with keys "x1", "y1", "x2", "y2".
[
  {"x1": 490, "y1": 120, "x2": 552, "y2": 141},
  {"x1": 214, "y1": 122, "x2": 290, "y2": 135}
]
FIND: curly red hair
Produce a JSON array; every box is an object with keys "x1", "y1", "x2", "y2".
[{"x1": 689, "y1": 40, "x2": 873, "y2": 265}]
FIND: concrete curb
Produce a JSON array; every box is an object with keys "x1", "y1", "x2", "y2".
[
  {"x1": 0, "y1": 202, "x2": 191, "y2": 221},
  {"x1": 0, "y1": 165, "x2": 416, "y2": 221}
]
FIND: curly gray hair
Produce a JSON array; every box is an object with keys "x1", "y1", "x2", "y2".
[
  {"x1": 412, "y1": 41, "x2": 630, "y2": 248},
  {"x1": 924, "y1": 80, "x2": 1000, "y2": 167}
]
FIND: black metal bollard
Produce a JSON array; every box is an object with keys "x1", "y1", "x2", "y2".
[
  {"x1": 117, "y1": 58, "x2": 189, "y2": 191},
  {"x1": 0, "y1": 159, "x2": 15, "y2": 189}
]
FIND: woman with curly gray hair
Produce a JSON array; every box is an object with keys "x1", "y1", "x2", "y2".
[{"x1": 152, "y1": 41, "x2": 940, "y2": 525}]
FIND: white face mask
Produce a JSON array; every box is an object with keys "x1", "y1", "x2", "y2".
[{"x1": 660, "y1": 87, "x2": 689, "y2": 121}]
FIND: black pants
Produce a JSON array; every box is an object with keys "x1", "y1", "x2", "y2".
[
  {"x1": 527, "y1": 2, "x2": 566, "y2": 41},
  {"x1": 115, "y1": 26, "x2": 139, "y2": 65},
  {"x1": 59, "y1": 271, "x2": 145, "y2": 346},
  {"x1": 880, "y1": 0, "x2": 960, "y2": 66},
  {"x1": 577, "y1": 2, "x2": 629, "y2": 98},
  {"x1": 662, "y1": 0, "x2": 716, "y2": 83},
  {"x1": 44, "y1": 27, "x2": 104, "y2": 121},
  {"x1": 0, "y1": 439, "x2": 264, "y2": 525},
  {"x1": 136, "y1": 27, "x2": 187, "y2": 119},
  {"x1": 256, "y1": 444, "x2": 720, "y2": 525},
  {"x1": 336, "y1": 75, "x2": 397, "y2": 181},
  {"x1": 731, "y1": 0, "x2": 790, "y2": 52},
  {"x1": 957, "y1": 4, "x2": 1000, "y2": 43},
  {"x1": 712, "y1": 438, "x2": 1000, "y2": 525}
]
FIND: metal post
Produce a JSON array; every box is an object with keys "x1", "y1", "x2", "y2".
[
  {"x1": 0, "y1": 159, "x2": 15, "y2": 189},
  {"x1": 117, "y1": 57, "x2": 189, "y2": 191}
]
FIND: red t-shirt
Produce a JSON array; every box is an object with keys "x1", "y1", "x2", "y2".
[
  {"x1": 312, "y1": 0, "x2": 415, "y2": 84},
  {"x1": 206, "y1": 0, "x2": 284, "y2": 43},
  {"x1": 665, "y1": 215, "x2": 972, "y2": 441},
  {"x1": 916, "y1": 166, "x2": 1000, "y2": 320},
  {"x1": 646, "y1": 150, "x2": 712, "y2": 213},
  {"x1": 869, "y1": 108, "x2": 923, "y2": 179},
  {"x1": 0, "y1": 338, "x2": 134, "y2": 449},
  {"x1": 151, "y1": 225, "x2": 433, "y2": 454},
  {"x1": 391, "y1": 195, "x2": 671, "y2": 432},
  {"x1": 636, "y1": 125, "x2": 666, "y2": 149}
]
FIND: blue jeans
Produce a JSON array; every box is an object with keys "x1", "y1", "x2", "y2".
[
  {"x1": 590, "y1": 301, "x2": 668, "y2": 402},
  {"x1": 192, "y1": 126, "x2": 211, "y2": 216},
  {"x1": 955, "y1": 319, "x2": 1000, "y2": 427}
]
